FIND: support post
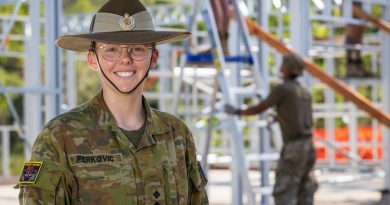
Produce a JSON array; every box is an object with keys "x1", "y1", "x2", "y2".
[
  {"x1": 257, "y1": 1, "x2": 271, "y2": 204},
  {"x1": 24, "y1": 0, "x2": 42, "y2": 159},
  {"x1": 44, "y1": 0, "x2": 62, "y2": 120},
  {"x1": 380, "y1": 2, "x2": 390, "y2": 204},
  {"x1": 290, "y1": 0, "x2": 311, "y2": 86},
  {"x1": 66, "y1": 51, "x2": 77, "y2": 108}
]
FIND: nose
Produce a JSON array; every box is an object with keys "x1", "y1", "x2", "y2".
[{"x1": 120, "y1": 47, "x2": 133, "y2": 64}]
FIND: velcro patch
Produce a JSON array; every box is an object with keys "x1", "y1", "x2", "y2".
[
  {"x1": 18, "y1": 162, "x2": 43, "y2": 185},
  {"x1": 68, "y1": 153, "x2": 123, "y2": 166}
]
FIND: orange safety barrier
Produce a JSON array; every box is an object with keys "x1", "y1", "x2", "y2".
[{"x1": 314, "y1": 127, "x2": 383, "y2": 162}]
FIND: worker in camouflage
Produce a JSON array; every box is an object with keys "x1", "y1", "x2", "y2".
[
  {"x1": 225, "y1": 54, "x2": 318, "y2": 205},
  {"x1": 17, "y1": 0, "x2": 208, "y2": 204}
]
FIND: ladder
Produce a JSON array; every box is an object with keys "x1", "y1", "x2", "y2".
[{"x1": 173, "y1": 0, "x2": 280, "y2": 204}]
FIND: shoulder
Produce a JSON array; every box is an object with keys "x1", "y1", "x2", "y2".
[
  {"x1": 268, "y1": 83, "x2": 289, "y2": 97},
  {"x1": 42, "y1": 102, "x2": 92, "y2": 134},
  {"x1": 30, "y1": 102, "x2": 94, "y2": 158},
  {"x1": 151, "y1": 108, "x2": 190, "y2": 132}
]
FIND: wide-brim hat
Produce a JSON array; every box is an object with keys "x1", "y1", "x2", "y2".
[{"x1": 56, "y1": 0, "x2": 190, "y2": 52}]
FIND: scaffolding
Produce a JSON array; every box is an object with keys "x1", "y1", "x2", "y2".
[{"x1": 0, "y1": 0, "x2": 389, "y2": 204}]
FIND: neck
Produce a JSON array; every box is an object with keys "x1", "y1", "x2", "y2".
[{"x1": 103, "y1": 88, "x2": 145, "y2": 130}]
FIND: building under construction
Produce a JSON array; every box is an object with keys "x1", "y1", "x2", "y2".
[{"x1": 0, "y1": 0, "x2": 389, "y2": 204}]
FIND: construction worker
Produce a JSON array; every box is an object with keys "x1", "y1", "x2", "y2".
[
  {"x1": 345, "y1": 2, "x2": 374, "y2": 77},
  {"x1": 225, "y1": 54, "x2": 318, "y2": 205},
  {"x1": 16, "y1": 0, "x2": 208, "y2": 204},
  {"x1": 211, "y1": 0, "x2": 231, "y2": 55}
]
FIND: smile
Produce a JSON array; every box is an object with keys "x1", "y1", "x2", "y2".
[{"x1": 115, "y1": 71, "x2": 135, "y2": 77}]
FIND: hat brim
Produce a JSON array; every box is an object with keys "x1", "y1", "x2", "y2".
[{"x1": 56, "y1": 30, "x2": 190, "y2": 52}]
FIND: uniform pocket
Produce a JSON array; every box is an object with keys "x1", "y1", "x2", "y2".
[
  {"x1": 281, "y1": 141, "x2": 303, "y2": 163},
  {"x1": 162, "y1": 161, "x2": 179, "y2": 204},
  {"x1": 71, "y1": 163, "x2": 137, "y2": 204}
]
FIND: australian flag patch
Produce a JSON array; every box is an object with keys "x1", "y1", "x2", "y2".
[{"x1": 18, "y1": 162, "x2": 43, "y2": 185}]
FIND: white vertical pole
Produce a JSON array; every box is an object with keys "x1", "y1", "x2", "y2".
[
  {"x1": 44, "y1": 0, "x2": 62, "y2": 119},
  {"x1": 325, "y1": 57, "x2": 336, "y2": 167},
  {"x1": 159, "y1": 44, "x2": 170, "y2": 111},
  {"x1": 381, "y1": 0, "x2": 390, "y2": 194},
  {"x1": 2, "y1": 127, "x2": 10, "y2": 177},
  {"x1": 290, "y1": 0, "x2": 311, "y2": 86},
  {"x1": 258, "y1": 1, "x2": 271, "y2": 204},
  {"x1": 66, "y1": 51, "x2": 77, "y2": 108},
  {"x1": 258, "y1": 0, "x2": 270, "y2": 95},
  {"x1": 24, "y1": 0, "x2": 42, "y2": 159}
]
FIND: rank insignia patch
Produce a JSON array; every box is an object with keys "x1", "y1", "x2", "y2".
[{"x1": 18, "y1": 162, "x2": 43, "y2": 184}]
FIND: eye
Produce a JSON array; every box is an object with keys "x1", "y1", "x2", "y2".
[
  {"x1": 104, "y1": 46, "x2": 120, "y2": 53},
  {"x1": 132, "y1": 45, "x2": 147, "y2": 53}
]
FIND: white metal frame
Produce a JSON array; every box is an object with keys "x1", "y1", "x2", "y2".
[{"x1": 0, "y1": 0, "x2": 389, "y2": 203}]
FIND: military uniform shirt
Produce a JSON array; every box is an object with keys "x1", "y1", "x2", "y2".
[
  {"x1": 262, "y1": 80, "x2": 313, "y2": 142},
  {"x1": 18, "y1": 91, "x2": 208, "y2": 205},
  {"x1": 120, "y1": 117, "x2": 146, "y2": 148}
]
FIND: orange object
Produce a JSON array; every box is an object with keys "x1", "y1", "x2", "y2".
[
  {"x1": 335, "y1": 146, "x2": 350, "y2": 162},
  {"x1": 316, "y1": 146, "x2": 327, "y2": 160},
  {"x1": 335, "y1": 127, "x2": 349, "y2": 142},
  {"x1": 313, "y1": 126, "x2": 384, "y2": 161}
]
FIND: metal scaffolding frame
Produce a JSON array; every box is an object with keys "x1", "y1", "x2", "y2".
[
  {"x1": 382, "y1": 0, "x2": 390, "y2": 194},
  {"x1": 0, "y1": 0, "x2": 62, "y2": 158},
  {"x1": 287, "y1": 0, "x2": 390, "y2": 195},
  {"x1": 0, "y1": 0, "x2": 389, "y2": 203}
]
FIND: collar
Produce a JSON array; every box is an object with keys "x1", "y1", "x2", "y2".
[{"x1": 88, "y1": 91, "x2": 171, "y2": 151}]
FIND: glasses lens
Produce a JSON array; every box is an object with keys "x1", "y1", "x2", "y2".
[
  {"x1": 100, "y1": 44, "x2": 151, "y2": 61},
  {"x1": 102, "y1": 45, "x2": 121, "y2": 61},
  {"x1": 130, "y1": 45, "x2": 149, "y2": 61}
]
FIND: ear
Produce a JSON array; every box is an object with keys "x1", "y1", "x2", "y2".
[
  {"x1": 87, "y1": 51, "x2": 99, "y2": 71},
  {"x1": 151, "y1": 49, "x2": 159, "y2": 68}
]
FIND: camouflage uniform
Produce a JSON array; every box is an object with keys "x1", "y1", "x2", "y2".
[
  {"x1": 262, "y1": 80, "x2": 318, "y2": 205},
  {"x1": 18, "y1": 91, "x2": 208, "y2": 205}
]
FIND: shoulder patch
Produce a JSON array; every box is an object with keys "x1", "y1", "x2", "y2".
[{"x1": 18, "y1": 162, "x2": 43, "y2": 185}]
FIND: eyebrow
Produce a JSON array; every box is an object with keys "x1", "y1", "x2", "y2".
[{"x1": 98, "y1": 44, "x2": 153, "y2": 47}]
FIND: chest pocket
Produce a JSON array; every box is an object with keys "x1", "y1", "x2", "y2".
[
  {"x1": 162, "y1": 160, "x2": 179, "y2": 204},
  {"x1": 70, "y1": 157, "x2": 137, "y2": 205},
  {"x1": 140, "y1": 140, "x2": 180, "y2": 205}
]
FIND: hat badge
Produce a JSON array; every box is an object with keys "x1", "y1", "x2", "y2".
[{"x1": 119, "y1": 13, "x2": 135, "y2": 31}]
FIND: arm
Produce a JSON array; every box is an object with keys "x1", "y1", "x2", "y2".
[
  {"x1": 238, "y1": 86, "x2": 283, "y2": 116},
  {"x1": 18, "y1": 127, "x2": 70, "y2": 205},
  {"x1": 238, "y1": 100, "x2": 270, "y2": 116},
  {"x1": 185, "y1": 127, "x2": 208, "y2": 204}
]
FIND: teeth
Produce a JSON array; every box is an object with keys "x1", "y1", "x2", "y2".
[{"x1": 115, "y1": 71, "x2": 134, "y2": 77}]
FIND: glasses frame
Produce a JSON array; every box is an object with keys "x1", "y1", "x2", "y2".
[{"x1": 97, "y1": 44, "x2": 154, "y2": 62}]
